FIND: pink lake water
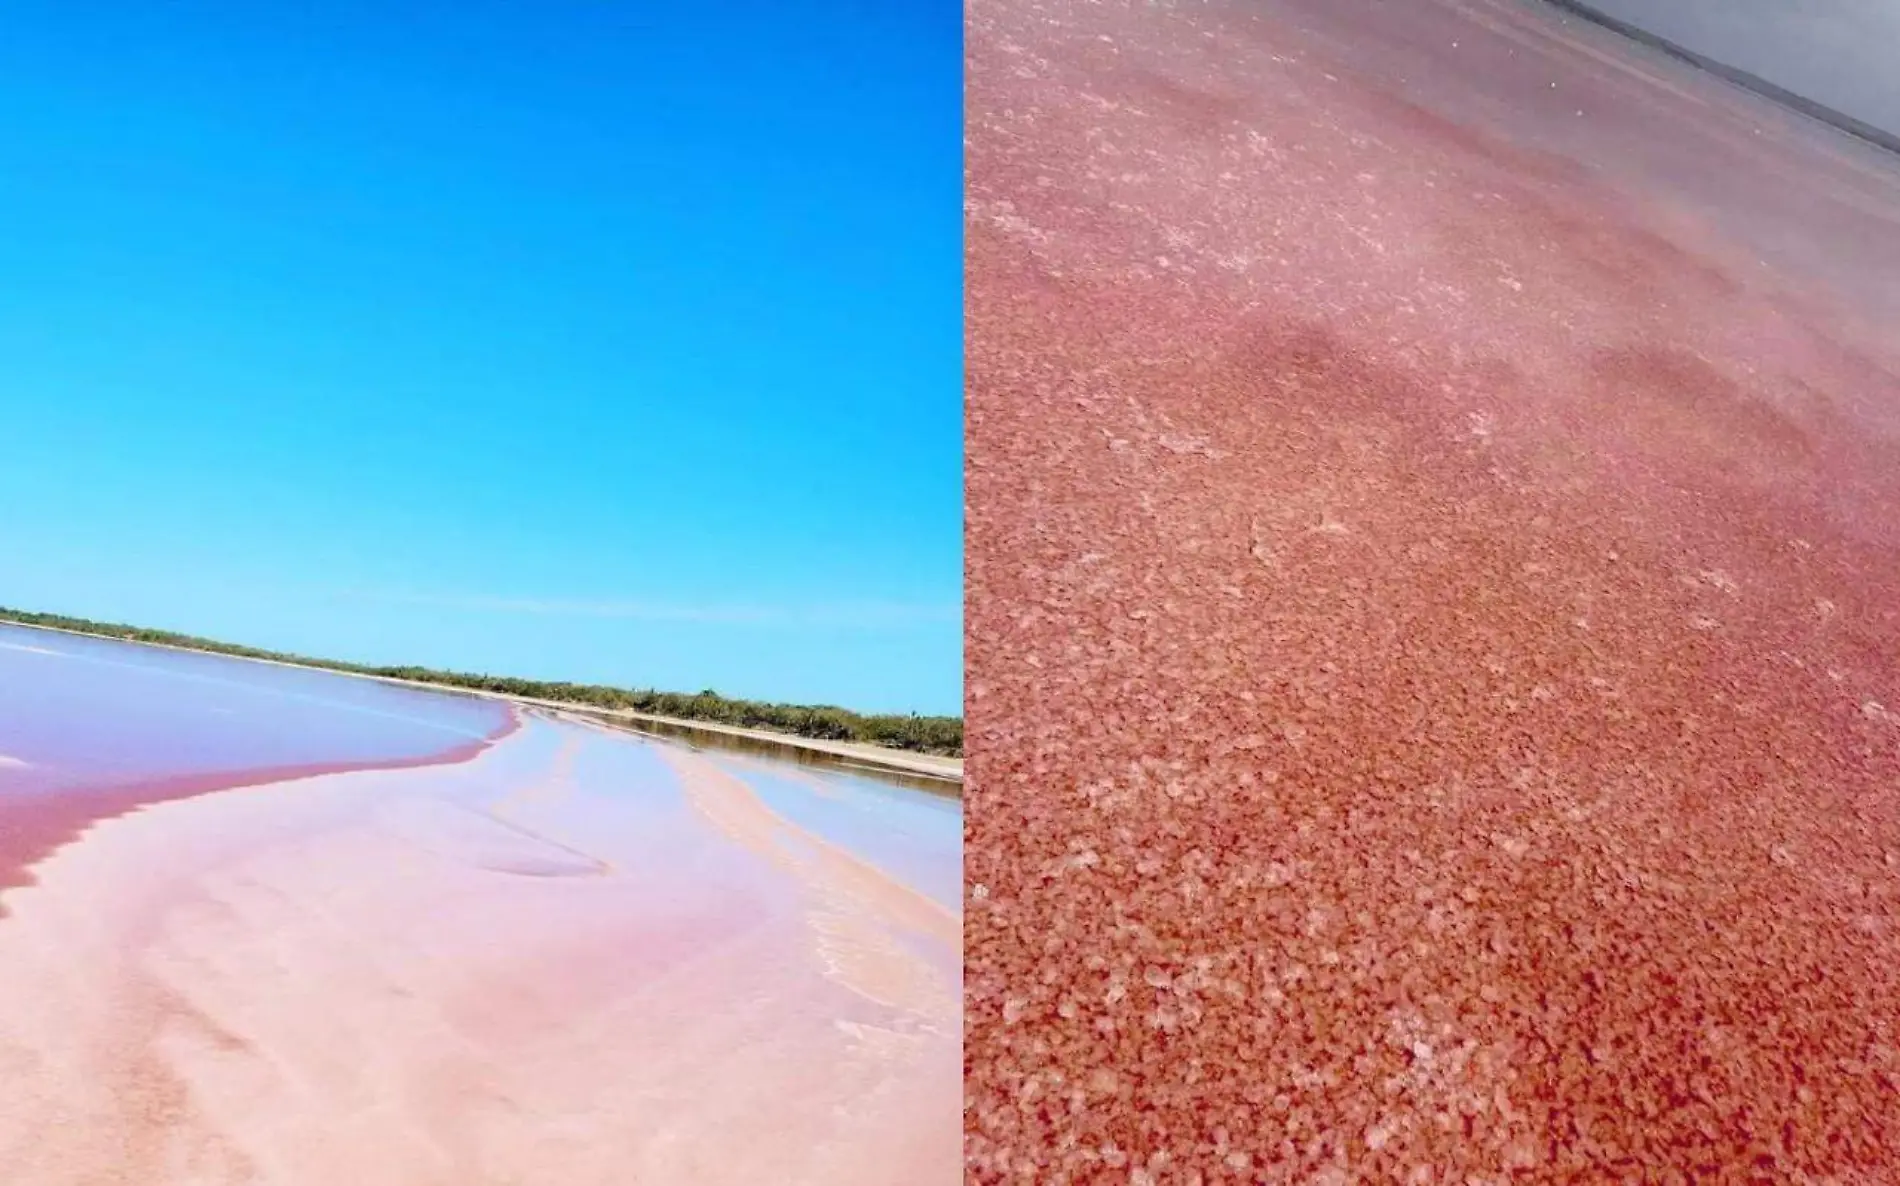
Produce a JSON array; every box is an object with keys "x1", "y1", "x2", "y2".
[
  {"x1": 0, "y1": 622, "x2": 962, "y2": 1183},
  {"x1": 0, "y1": 624, "x2": 512, "y2": 793},
  {"x1": 0, "y1": 622, "x2": 959, "y2": 911},
  {"x1": 0, "y1": 622, "x2": 517, "y2": 897},
  {"x1": 713, "y1": 757, "x2": 964, "y2": 911}
]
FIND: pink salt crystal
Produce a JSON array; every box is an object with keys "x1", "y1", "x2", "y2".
[{"x1": 965, "y1": 0, "x2": 1900, "y2": 1177}]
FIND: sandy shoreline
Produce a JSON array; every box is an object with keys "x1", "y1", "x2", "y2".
[
  {"x1": 0, "y1": 620, "x2": 964, "y2": 786},
  {"x1": 0, "y1": 712, "x2": 960, "y2": 1185},
  {"x1": 0, "y1": 710, "x2": 520, "y2": 910}
]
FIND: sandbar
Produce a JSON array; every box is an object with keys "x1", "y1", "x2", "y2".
[{"x1": 0, "y1": 712, "x2": 960, "y2": 1185}]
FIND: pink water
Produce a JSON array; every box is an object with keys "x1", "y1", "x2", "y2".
[
  {"x1": 0, "y1": 620, "x2": 959, "y2": 925},
  {"x1": 0, "y1": 623, "x2": 517, "y2": 899},
  {"x1": 0, "y1": 624, "x2": 511, "y2": 791},
  {"x1": 0, "y1": 625, "x2": 961, "y2": 1182}
]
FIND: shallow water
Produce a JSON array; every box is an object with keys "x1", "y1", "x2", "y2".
[
  {"x1": 0, "y1": 622, "x2": 961, "y2": 912},
  {"x1": 719, "y1": 757, "x2": 964, "y2": 910},
  {"x1": 0, "y1": 622, "x2": 510, "y2": 796},
  {"x1": 0, "y1": 681, "x2": 962, "y2": 1182}
]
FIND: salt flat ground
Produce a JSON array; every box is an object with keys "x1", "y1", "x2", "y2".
[{"x1": 965, "y1": 0, "x2": 1900, "y2": 1179}]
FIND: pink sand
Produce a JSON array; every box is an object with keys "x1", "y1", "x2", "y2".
[{"x1": 0, "y1": 713, "x2": 960, "y2": 1185}]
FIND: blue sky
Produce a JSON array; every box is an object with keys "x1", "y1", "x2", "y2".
[{"x1": 0, "y1": 0, "x2": 961, "y2": 715}]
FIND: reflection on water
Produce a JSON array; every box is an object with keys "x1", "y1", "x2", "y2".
[
  {"x1": 0, "y1": 623, "x2": 510, "y2": 797},
  {"x1": 566, "y1": 709, "x2": 962, "y2": 798},
  {"x1": 724, "y1": 760, "x2": 964, "y2": 912}
]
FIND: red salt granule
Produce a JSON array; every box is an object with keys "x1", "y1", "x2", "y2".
[{"x1": 965, "y1": 0, "x2": 1900, "y2": 1180}]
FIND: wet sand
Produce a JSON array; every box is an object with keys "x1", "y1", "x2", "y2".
[
  {"x1": 0, "y1": 713, "x2": 960, "y2": 1184},
  {"x1": 966, "y1": 0, "x2": 1900, "y2": 1179},
  {"x1": 0, "y1": 735, "x2": 504, "y2": 908},
  {"x1": 0, "y1": 625, "x2": 516, "y2": 908}
]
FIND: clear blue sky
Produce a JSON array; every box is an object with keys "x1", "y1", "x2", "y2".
[{"x1": 0, "y1": 0, "x2": 962, "y2": 715}]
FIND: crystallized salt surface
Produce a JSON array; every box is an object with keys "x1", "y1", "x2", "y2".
[{"x1": 965, "y1": 0, "x2": 1900, "y2": 1179}]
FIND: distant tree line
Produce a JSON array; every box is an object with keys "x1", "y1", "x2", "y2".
[{"x1": 0, "y1": 606, "x2": 963, "y2": 757}]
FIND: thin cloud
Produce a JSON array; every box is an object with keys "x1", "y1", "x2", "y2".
[{"x1": 327, "y1": 589, "x2": 961, "y2": 628}]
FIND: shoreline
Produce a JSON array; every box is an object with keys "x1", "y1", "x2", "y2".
[
  {"x1": 0, "y1": 710, "x2": 960, "y2": 1183},
  {"x1": 1537, "y1": 0, "x2": 1900, "y2": 160},
  {"x1": 540, "y1": 707, "x2": 963, "y2": 790},
  {"x1": 0, "y1": 704, "x2": 521, "y2": 911},
  {"x1": 0, "y1": 618, "x2": 963, "y2": 788}
]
